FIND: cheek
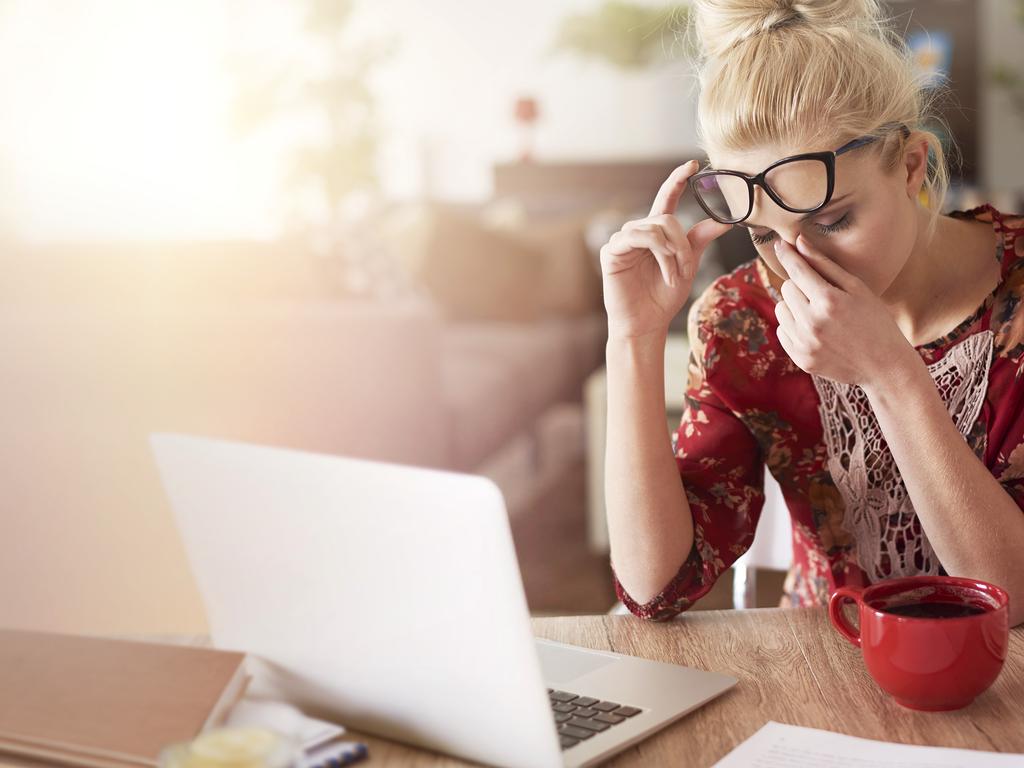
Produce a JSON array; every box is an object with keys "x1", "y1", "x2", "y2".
[
  {"x1": 760, "y1": 249, "x2": 787, "y2": 279},
  {"x1": 828, "y1": 231, "x2": 900, "y2": 285},
  {"x1": 751, "y1": 242, "x2": 789, "y2": 283},
  {"x1": 806, "y1": 230, "x2": 883, "y2": 281}
]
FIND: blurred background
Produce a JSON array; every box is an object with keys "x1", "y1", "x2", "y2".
[{"x1": 2, "y1": 0, "x2": 1023, "y2": 635}]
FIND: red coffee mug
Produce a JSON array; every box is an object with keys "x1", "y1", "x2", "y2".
[{"x1": 828, "y1": 575, "x2": 1009, "y2": 711}]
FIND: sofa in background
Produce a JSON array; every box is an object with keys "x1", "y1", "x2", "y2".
[{"x1": 0, "y1": 208, "x2": 608, "y2": 636}]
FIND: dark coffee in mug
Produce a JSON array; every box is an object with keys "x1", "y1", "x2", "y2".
[
  {"x1": 830, "y1": 576, "x2": 1010, "y2": 710},
  {"x1": 880, "y1": 601, "x2": 986, "y2": 619}
]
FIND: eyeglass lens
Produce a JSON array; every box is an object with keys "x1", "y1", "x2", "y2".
[{"x1": 694, "y1": 158, "x2": 830, "y2": 223}]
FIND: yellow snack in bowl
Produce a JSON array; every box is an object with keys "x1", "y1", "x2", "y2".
[{"x1": 159, "y1": 727, "x2": 300, "y2": 768}]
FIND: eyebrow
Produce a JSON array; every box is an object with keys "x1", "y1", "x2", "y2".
[{"x1": 738, "y1": 193, "x2": 853, "y2": 229}]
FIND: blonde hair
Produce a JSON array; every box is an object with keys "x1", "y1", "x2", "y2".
[{"x1": 685, "y1": 0, "x2": 956, "y2": 240}]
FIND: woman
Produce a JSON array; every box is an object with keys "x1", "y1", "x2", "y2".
[{"x1": 602, "y1": 0, "x2": 1024, "y2": 624}]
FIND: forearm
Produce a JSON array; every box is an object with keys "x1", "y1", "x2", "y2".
[
  {"x1": 605, "y1": 331, "x2": 694, "y2": 605},
  {"x1": 863, "y1": 350, "x2": 1024, "y2": 627}
]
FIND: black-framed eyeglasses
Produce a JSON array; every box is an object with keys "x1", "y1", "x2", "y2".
[{"x1": 690, "y1": 123, "x2": 911, "y2": 225}]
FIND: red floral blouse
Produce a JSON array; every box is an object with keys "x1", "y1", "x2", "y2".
[{"x1": 613, "y1": 204, "x2": 1024, "y2": 620}]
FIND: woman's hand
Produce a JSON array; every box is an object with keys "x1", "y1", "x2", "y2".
[
  {"x1": 600, "y1": 161, "x2": 733, "y2": 341},
  {"x1": 773, "y1": 234, "x2": 917, "y2": 386}
]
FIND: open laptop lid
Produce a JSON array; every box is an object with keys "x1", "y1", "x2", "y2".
[{"x1": 151, "y1": 433, "x2": 563, "y2": 768}]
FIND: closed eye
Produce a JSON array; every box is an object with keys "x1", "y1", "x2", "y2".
[{"x1": 749, "y1": 213, "x2": 853, "y2": 246}]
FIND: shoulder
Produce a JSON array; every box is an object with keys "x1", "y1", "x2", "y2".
[
  {"x1": 975, "y1": 206, "x2": 1024, "y2": 358},
  {"x1": 950, "y1": 204, "x2": 1024, "y2": 268},
  {"x1": 996, "y1": 210, "x2": 1024, "y2": 275},
  {"x1": 978, "y1": 205, "x2": 1024, "y2": 236}
]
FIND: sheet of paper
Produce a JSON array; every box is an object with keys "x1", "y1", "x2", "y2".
[
  {"x1": 301, "y1": 738, "x2": 368, "y2": 768},
  {"x1": 225, "y1": 699, "x2": 345, "y2": 749},
  {"x1": 713, "y1": 722, "x2": 1024, "y2": 767}
]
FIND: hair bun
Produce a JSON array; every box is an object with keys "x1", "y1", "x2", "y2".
[{"x1": 691, "y1": 0, "x2": 882, "y2": 61}]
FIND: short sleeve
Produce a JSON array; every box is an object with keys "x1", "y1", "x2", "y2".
[
  {"x1": 987, "y1": 216, "x2": 1024, "y2": 508},
  {"x1": 612, "y1": 290, "x2": 766, "y2": 621},
  {"x1": 1001, "y1": 479, "x2": 1024, "y2": 510},
  {"x1": 988, "y1": 385, "x2": 1024, "y2": 509}
]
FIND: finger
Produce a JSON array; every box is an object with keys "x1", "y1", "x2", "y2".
[
  {"x1": 652, "y1": 215, "x2": 728, "y2": 283},
  {"x1": 607, "y1": 227, "x2": 678, "y2": 286},
  {"x1": 632, "y1": 223, "x2": 681, "y2": 285},
  {"x1": 652, "y1": 214, "x2": 699, "y2": 280},
  {"x1": 794, "y1": 234, "x2": 860, "y2": 293},
  {"x1": 604, "y1": 224, "x2": 670, "y2": 256},
  {"x1": 685, "y1": 217, "x2": 734, "y2": 273},
  {"x1": 779, "y1": 280, "x2": 813, "y2": 327},
  {"x1": 774, "y1": 238, "x2": 832, "y2": 301},
  {"x1": 774, "y1": 299, "x2": 799, "y2": 335},
  {"x1": 776, "y1": 324, "x2": 798, "y2": 362},
  {"x1": 649, "y1": 160, "x2": 700, "y2": 217}
]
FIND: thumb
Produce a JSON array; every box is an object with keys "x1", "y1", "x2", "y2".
[
  {"x1": 687, "y1": 218, "x2": 734, "y2": 258},
  {"x1": 677, "y1": 218, "x2": 733, "y2": 280}
]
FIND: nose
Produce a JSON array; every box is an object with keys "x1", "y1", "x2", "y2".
[{"x1": 751, "y1": 190, "x2": 801, "y2": 245}]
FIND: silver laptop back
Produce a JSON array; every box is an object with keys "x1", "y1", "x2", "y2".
[{"x1": 151, "y1": 433, "x2": 564, "y2": 768}]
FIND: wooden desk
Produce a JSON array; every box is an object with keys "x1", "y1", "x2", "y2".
[
  {"x1": 177, "y1": 608, "x2": 1024, "y2": 766},
  {"x1": 340, "y1": 609, "x2": 1024, "y2": 766}
]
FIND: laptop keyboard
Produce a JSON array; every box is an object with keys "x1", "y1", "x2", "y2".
[{"x1": 547, "y1": 688, "x2": 642, "y2": 750}]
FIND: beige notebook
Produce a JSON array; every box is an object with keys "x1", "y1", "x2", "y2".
[
  {"x1": 0, "y1": 629, "x2": 248, "y2": 768},
  {"x1": 0, "y1": 734, "x2": 151, "y2": 768},
  {"x1": 0, "y1": 751, "x2": 70, "y2": 768}
]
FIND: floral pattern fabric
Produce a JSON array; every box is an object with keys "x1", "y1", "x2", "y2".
[{"x1": 612, "y1": 204, "x2": 1024, "y2": 620}]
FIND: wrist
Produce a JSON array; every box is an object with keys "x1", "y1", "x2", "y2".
[
  {"x1": 607, "y1": 329, "x2": 668, "y2": 363},
  {"x1": 607, "y1": 325, "x2": 669, "y2": 348},
  {"x1": 861, "y1": 345, "x2": 926, "y2": 403}
]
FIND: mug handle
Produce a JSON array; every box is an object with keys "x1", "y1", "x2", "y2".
[{"x1": 828, "y1": 586, "x2": 864, "y2": 648}]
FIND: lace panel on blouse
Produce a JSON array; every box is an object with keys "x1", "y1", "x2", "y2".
[{"x1": 810, "y1": 330, "x2": 994, "y2": 581}]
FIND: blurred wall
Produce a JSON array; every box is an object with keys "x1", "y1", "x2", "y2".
[
  {"x1": 2, "y1": 0, "x2": 1021, "y2": 243},
  {"x1": 369, "y1": 0, "x2": 1024, "y2": 203},
  {"x1": 361, "y1": 0, "x2": 700, "y2": 202},
  {"x1": 982, "y1": 0, "x2": 1024, "y2": 196}
]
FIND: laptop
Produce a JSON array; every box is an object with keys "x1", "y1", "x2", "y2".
[{"x1": 150, "y1": 433, "x2": 737, "y2": 768}]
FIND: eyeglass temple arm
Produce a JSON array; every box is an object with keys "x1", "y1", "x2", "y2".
[{"x1": 835, "y1": 123, "x2": 912, "y2": 156}]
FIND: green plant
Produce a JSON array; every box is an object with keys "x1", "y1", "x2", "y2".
[
  {"x1": 552, "y1": 0, "x2": 693, "y2": 70},
  {"x1": 231, "y1": 0, "x2": 395, "y2": 231},
  {"x1": 989, "y1": 0, "x2": 1024, "y2": 123}
]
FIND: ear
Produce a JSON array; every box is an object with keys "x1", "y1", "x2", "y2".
[{"x1": 902, "y1": 134, "x2": 929, "y2": 200}]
